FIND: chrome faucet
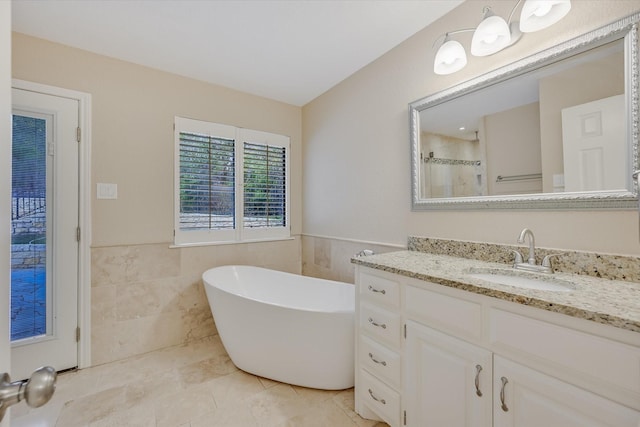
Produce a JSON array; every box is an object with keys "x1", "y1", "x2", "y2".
[
  {"x1": 517, "y1": 228, "x2": 536, "y2": 266},
  {"x1": 512, "y1": 228, "x2": 557, "y2": 274}
]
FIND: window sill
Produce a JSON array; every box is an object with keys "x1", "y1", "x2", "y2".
[{"x1": 169, "y1": 236, "x2": 295, "y2": 249}]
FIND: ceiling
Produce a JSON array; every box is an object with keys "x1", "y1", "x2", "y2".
[{"x1": 11, "y1": 0, "x2": 463, "y2": 106}]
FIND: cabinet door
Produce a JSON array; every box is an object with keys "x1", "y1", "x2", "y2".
[
  {"x1": 405, "y1": 321, "x2": 492, "y2": 427},
  {"x1": 494, "y1": 356, "x2": 640, "y2": 427}
]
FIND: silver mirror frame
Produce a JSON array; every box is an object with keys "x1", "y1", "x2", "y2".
[{"x1": 410, "y1": 13, "x2": 639, "y2": 211}]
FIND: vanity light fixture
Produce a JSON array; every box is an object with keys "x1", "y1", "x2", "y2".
[
  {"x1": 433, "y1": 32, "x2": 470, "y2": 75},
  {"x1": 433, "y1": 0, "x2": 571, "y2": 75},
  {"x1": 471, "y1": 7, "x2": 512, "y2": 56}
]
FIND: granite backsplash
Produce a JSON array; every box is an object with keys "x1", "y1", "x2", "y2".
[{"x1": 408, "y1": 236, "x2": 640, "y2": 283}]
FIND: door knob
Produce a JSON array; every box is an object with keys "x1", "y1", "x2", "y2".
[{"x1": 0, "y1": 366, "x2": 57, "y2": 421}]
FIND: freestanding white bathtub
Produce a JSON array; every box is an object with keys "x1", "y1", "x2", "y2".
[{"x1": 202, "y1": 265, "x2": 355, "y2": 390}]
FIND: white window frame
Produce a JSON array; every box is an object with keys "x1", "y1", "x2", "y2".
[{"x1": 174, "y1": 117, "x2": 290, "y2": 246}]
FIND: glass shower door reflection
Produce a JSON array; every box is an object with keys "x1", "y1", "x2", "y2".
[{"x1": 11, "y1": 113, "x2": 52, "y2": 342}]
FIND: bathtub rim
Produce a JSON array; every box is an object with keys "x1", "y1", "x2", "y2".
[{"x1": 202, "y1": 264, "x2": 355, "y2": 315}]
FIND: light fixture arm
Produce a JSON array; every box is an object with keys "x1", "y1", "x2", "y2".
[
  {"x1": 432, "y1": 28, "x2": 475, "y2": 49},
  {"x1": 507, "y1": 0, "x2": 525, "y2": 25}
]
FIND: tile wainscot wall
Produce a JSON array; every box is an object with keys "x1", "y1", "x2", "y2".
[{"x1": 91, "y1": 238, "x2": 301, "y2": 366}]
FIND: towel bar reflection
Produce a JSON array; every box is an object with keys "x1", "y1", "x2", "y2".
[{"x1": 496, "y1": 173, "x2": 542, "y2": 183}]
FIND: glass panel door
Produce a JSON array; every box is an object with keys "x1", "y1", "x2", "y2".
[
  {"x1": 11, "y1": 87, "x2": 79, "y2": 381},
  {"x1": 11, "y1": 113, "x2": 52, "y2": 342}
]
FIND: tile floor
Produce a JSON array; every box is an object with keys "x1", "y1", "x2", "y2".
[{"x1": 11, "y1": 335, "x2": 389, "y2": 427}]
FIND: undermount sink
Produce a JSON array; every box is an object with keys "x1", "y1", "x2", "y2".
[{"x1": 465, "y1": 268, "x2": 575, "y2": 292}]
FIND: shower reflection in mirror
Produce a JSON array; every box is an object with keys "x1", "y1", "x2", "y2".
[{"x1": 420, "y1": 130, "x2": 484, "y2": 198}]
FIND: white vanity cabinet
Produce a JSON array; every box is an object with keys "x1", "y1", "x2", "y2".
[
  {"x1": 355, "y1": 271, "x2": 403, "y2": 426},
  {"x1": 354, "y1": 265, "x2": 640, "y2": 427},
  {"x1": 405, "y1": 321, "x2": 492, "y2": 426},
  {"x1": 492, "y1": 356, "x2": 639, "y2": 427}
]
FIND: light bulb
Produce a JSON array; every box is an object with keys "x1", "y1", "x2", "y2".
[
  {"x1": 483, "y1": 34, "x2": 498, "y2": 44},
  {"x1": 533, "y1": 3, "x2": 552, "y2": 16}
]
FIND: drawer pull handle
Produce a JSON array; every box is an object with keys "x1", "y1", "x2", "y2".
[
  {"x1": 368, "y1": 352, "x2": 387, "y2": 366},
  {"x1": 368, "y1": 317, "x2": 387, "y2": 329},
  {"x1": 500, "y1": 377, "x2": 509, "y2": 412},
  {"x1": 368, "y1": 388, "x2": 386, "y2": 405},
  {"x1": 474, "y1": 364, "x2": 483, "y2": 397},
  {"x1": 368, "y1": 285, "x2": 386, "y2": 295}
]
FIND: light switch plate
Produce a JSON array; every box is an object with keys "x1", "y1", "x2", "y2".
[{"x1": 97, "y1": 183, "x2": 118, "y2": 199}]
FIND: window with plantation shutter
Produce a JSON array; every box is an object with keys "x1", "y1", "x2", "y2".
[
  {"x1": 174, "y1": 117, "x2": 290, "y2": 245},
  {"x1": 179, "y1": 133, "x2": 235, "y2": 230},
  {"x1": 243, "y1": 142, "x2": 286, "y2": 227}
]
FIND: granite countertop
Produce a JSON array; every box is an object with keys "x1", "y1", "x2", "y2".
[{"x1": 352, "y1": 250, "x2": 640, "y2": 334}]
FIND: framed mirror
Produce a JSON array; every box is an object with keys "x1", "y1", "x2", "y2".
[{"x1": 410, "y1": 13, "x2": 639, "y2": 210}]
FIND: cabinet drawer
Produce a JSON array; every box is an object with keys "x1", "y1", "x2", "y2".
[
  {"x1": 405, "y1": 285, "x2": 483, "y2": 342},
  {"x1": 490, "y1": 308, "x2": 640, "y2": 408},
  {"x1": 359, "y1": 272, "x2": 400, "y2": 308},
  {"x1": 359, "y1": 369, "x2": 401, "y2": 427},
  {"x1": 360, "y1": 302, "x2": 402, "y2": 348},
  {"x1": 360, "y1": 335, "x2": 401, "y2": 388}
]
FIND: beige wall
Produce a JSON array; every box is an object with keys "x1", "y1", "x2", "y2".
[
  {"x1": 13, "y1": 33, "x2": 303, "y2": 365},
  {"x1": 13, "y1": 33, "x2": 302, "y2": 247},
  {"x1": 302, "y1": 0, "x2": 640, "y2": 274},
  {"x1": 484, "y1": 102, "x2": 541, "y2": 195}
]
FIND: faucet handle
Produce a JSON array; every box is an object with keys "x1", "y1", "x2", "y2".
[
  {"x1": 511, "y1": 250, "x2": 523, "y2": 265},
  {"x1": 542, "y1": 254, "x2": 561, "y2": 269}
]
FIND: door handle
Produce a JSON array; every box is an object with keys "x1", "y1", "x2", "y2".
[
  {"x1": 0, "y1": 366, "x2": 57, "y2": 421},
  {"x1": 474, "y1": 364, "x2": 483, "y2": 397},
  {"x1": 499, "y1": 376, "x2": 509, "y2": 412}
]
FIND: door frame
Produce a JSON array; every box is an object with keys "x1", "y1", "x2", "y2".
[
  {"x1": 1, "y1": 2, "x2": 11, "y2": 425},
  {"x1": 12, "y1": 79, "x2": 92, "y2": 370}
]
